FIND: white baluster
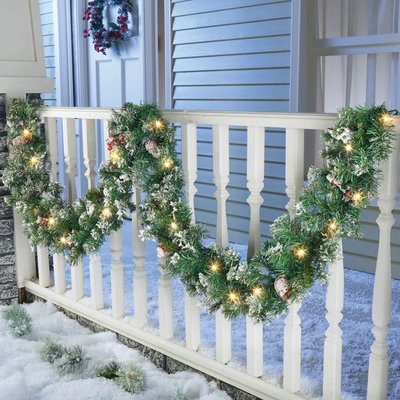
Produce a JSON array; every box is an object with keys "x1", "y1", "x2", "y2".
[
  {"x1": 110, "y1": 229, "x2": 125, "y2": 318},
  {"x1": 62, "y1": 118, "x2": 77, "y2": 201},
  {"x1": 323, "y1": 242, "x2": 344, "y2": 399},
  {"x1": 367, "y1": 128, "x2": 400, "y2": 399},
  {"x1": 82, "y1": 118, "x2": 104, "y2": 310},
  {"x1": 216, "y1": 309, "x2": 231, "y2": 364},
  {"x1": 213, "y1": 123, "x2": 232, "y2": 364},
  {"x1": 181, "y1": 122, "x2": 200, "y2": 351},
  {"x1": 181, "y1": 123, "x2": 198, "y2": 219},
  {"x1": 158, "y1": 254, "x2": 174, "y2": 339},
  {"x1": 213, "y1": 124, "x2": 229, "y2": 246},
  {"x1": 53, "y1": 253, "x2": 66, "y2": 294},
  {"x1": 245, "y1": 125, "x2": 265, "y2": 376},
  {"x1": 246, "y1": 316, "x2": 263, "y2": 377},
  {"x1": 90, "y1": 253, "x2": 104, "y2": 310},
  {"x1": 71, "y1": 260, "x2": 84, "y2": 301},
  {"x1": 44, "y1": 117, "x2": 58, "y2": 182},
  {"x1": 246, "y1": 125, "x2": 265, "y2": 257},
  {"x1": 81, "y1": 119, "x2": 96, "y2": 189},
  {"x1": 283, "y1": 128, "x2": 304, "y2": 392},
  {"x1": 103, "y1": 119, "x2": 110, "y2": 161},
  {"x1": 133, "y1": 188, "x2": 147, "y2": 328},
  {"x1": 37, "y1": 245, "x2": 50, "y2": 287}
]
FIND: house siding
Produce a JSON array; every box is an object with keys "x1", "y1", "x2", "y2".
[
  {"x1": 171, "y1": 0, "x2": 291, "y2": 243},
  {"x1": 39, "y1": 0, "x2": 57, "y2": 106}
]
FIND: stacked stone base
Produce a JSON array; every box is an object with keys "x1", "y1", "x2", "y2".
[{"x1": 0, "y1": 94, "x2": 17, "y2": 304}]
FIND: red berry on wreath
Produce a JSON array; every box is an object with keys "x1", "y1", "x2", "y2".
[{"x1": 119, "y1": 137, "x2": 126, "y2": 144}]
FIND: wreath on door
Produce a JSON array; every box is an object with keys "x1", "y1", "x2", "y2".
[{"x1": 83, "y1": 0, "x2": 136, "y2": 55}]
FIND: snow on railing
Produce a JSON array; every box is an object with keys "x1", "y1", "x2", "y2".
[{"x1": 14, "y1": 106, "x2": 400, "y2": 400}]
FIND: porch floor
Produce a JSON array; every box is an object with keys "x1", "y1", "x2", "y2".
[{"x1": 63, "y1": 222, "x2": 399, "y2": 400}]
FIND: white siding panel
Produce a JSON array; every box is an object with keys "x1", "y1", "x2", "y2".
[
  {"x1": 173, "y1": 19, "x2": 291, "y2": 44},
  {"x1": 174, "y1": 69, "x2": 290, "y2": 84},
  {"x1": 173, "y1": 2, "x2": 291, "y2": 29},
  {"x1": 39, "y1": 0, "x2": 56, "y2": 105},
  {"x1": 172, "y1": 1, "x2": 290, "y2": 244},
  {"x1": 174, "y1": 53, "x2": 290, "y2": 71},
  {"x1": 172, "y1": 0, "x2": 289, "y2": 16},
  {"x1": 173, "y1": 36, "x2": 291, "y2": 58}
]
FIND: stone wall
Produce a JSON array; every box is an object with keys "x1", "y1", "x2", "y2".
[{"x1": 0, "y1": 94, "x2": 17, "y2": 304}]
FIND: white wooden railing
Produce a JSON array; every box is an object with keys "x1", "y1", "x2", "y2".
[{"x1": 14, "y1": 106, "x2": 400, "y2": 400}]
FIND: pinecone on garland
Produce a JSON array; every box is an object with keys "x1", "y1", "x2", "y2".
[
  {"x1": 274, "y1": 276, "x2": 290, "y2": 300},
  {"x1": 37, "y1": 215, "x2": 49, "y2": 226},
  {"x1": 11, "y1": 134, "x2": 30, "y2": 148},
  {"x1": 144, "y1": 140, "x2": 161, "y2": 158}
]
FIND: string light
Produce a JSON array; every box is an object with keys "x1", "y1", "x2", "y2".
[
  {"x1": 228, "y1": 291, "x2": 239, "y2": 303},
  {"x1": 102, "y1": 207, "x2": 112, "y2": 218},
  {"x1": 294, "y1": 246, "x2": 307, "y2": 260},
  {"x1": 344, "y1": 143, "x2": 353, "y2": 153},
  {"x1": 154, "y1": 120, "x2": 164, "y2": 130},
  {"x1": 327, "y1": 220, "x2": 338, "y2": 236},
  {"x1": 59, "y1": 236, "x2": 69, "y2": 246},
  {"x1": 23, "y1": 129, "x2": 33, "y2": 140},
  {"x1": 381, "y1": 114, "x2": 393, "y2": 126},
  {"x1": 109, "y1": 150, "x2": 121, "y2": 164},
  {"x1": 170, "y1": 220, "x2": 178, "y2": 231},
  {"x1": 163, "y1": 157, "x2": 173, "y2": 169},
  {"x1": 48, "y1": 217, "x2": 56, "y2": 227},
  {"x1": 29, "y1": 156, "x2": 40, "y2": 166},
  {"x1": 252, "y1": 287, "x2": 263, "y2": 297},
  {"x1": 352, "y1": 191, "x2": 363, "y2": 206},
  {"x1": 209, "y1": 262, "x2": 219, "y2": 272}
]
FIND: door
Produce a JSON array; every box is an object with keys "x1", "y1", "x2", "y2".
[{"x1": 87, "y1": 0, "x2": 145, "y2": 108}]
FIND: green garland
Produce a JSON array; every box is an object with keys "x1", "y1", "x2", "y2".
[{"x1": 3, "y1": 99, "x2": 394, "y2": 323}]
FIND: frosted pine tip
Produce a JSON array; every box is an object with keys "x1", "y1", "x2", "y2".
[
  {"x1": 23, "y1": 129, "x2": 33, "y2": 140},
  {"x1": 102, "y1": 207, "x2": 112, "y2": 218},
  {"x1": 252, "y1": 287, "x2": 263, "y2": 297},
  {"x1": 381, "y1": 114, "x2": 393, "y2": 126},
  {"x1": 352, "y1": 191, "x2": 363, "y2": 206},
  {"x1": 294, "y1": 246, "x2": 307, "y2": 260},
  {"x1": 163, "y1": 157, "x2": 173, "y2": 169},
  {"x1": 344, "y1": 143, "x2": 353, "y2": 152},
  {"x1": 170, "y1": 221, "x2": 178, "y2": 231},
  {"x1": 48, "y1": 217, "x2": 56, "y2": 226},
  {"x1": 209, "y1": 262, "x2": 219, "y2": 272},
  {"x1": 29, "y1": 156, "x2": 40, "y2": 166},
  {"x1": 154, "y1": 119, "x2": 164, "y2": 130}
]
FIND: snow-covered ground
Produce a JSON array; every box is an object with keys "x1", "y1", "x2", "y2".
[
  {"x1": 68, "y1": 222, "x2": 399, "y2": 400},
  {"x1": 0, "y1": 301, "x2": 231, "y2": 400}
]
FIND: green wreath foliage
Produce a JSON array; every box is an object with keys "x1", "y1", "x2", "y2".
[{"x1": 3, "y1": 99, "x2": 394, "y2": 322}]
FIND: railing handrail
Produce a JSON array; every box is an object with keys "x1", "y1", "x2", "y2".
[{"x1": 40, "y1": 106, "x2": 339, "y2": 130}]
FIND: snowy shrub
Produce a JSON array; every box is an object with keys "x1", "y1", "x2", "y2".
[
  {"x1": 2, "y1": 303, "x2": 32, "y2": 337},
  {"x1": 174, "y1": 389, "x2": 188, "y2": 400},
  {"x1": 94, "y1": 360, "x2": 119, "y2": 380},
  {"x1": 116, "y1": 362, "x2": 145, "y2": 394},
  {"x1": 39, "y1": 338, "x2": 65, "y2": 363},
  {"x1": 55, "y1": 345, "x2": 89, "y2": 375}
]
